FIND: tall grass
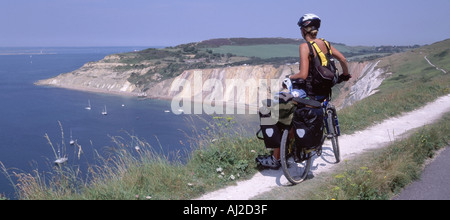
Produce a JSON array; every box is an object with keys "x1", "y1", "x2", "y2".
[{"x1": 2, "y1": 116, "x2": 267, "y2": 200}]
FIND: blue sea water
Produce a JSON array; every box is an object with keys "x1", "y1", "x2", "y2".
[{"x1": 0, "y1": 47, "x2": 258, "y2": 198}]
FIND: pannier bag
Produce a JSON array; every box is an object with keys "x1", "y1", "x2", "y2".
[
  {"x1": 257, "y1": 92, "x2": 296, "y2": 149},
  {"x1": 258, "y1": 103, "x2": 282, "y2": 149},
  {"x1": 292, "y1": 106, "x2": 324, "y2": 149}
]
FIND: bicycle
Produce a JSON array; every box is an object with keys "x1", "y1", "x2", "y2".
[{"x1": 280, "y1": 96, "x2": 341, "y2": 185}]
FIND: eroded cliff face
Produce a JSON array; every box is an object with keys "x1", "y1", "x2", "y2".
[
  {"x1": 342, "y1": 61, "x2": 391, "y2": 108},
  {"x1": 149, "y1": 65, "x2": 296, "y2": 107},
  {"x1": 36, "y1": 56, "x2": 389, "y2": 109},
  {"x1": 35, "y1": 55, "x2": 143, "y2": 96},
  {"x1": 151, "y1": 61, "x2": 390, "y2": 110}
]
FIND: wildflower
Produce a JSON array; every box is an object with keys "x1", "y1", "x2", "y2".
[
  {"x1": 335, "y1": 174, "x2": 345, "y2": 179},
  {"x1": 251, "y1": 150, "x2": 256, "y2": 153},
  {"x1": 135, "y1": 146, "x2": 140, "y2": 151},
  {"x1": 187, "y1": 183, "x2": 194, "y2": 186},
  {"x1": 216, "y1": 167, "x2": 223, "y2": 173},
  {"x1": 146, "y1": 196, "x2": 152, "y2": 200},
  {"x1": 230, "y1": 175, "x2": 236, "y2": 180}
]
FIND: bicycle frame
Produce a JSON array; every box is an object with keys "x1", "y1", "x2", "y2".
[
  {"x1": 323, "y1": 98, "x2": 341, "y2": 137},
  {"x1": 322, "y1": 97, "x2": 341, "y2": 163}
]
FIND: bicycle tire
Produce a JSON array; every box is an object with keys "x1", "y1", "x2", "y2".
[
  {"x1": 280, "y1": 129, "x2": 312, "y2": 185},
  {"x1": 327, "y1": 110, "x2": 341, "y2": 163}
]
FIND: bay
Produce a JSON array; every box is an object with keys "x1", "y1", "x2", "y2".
[{"x1": 0, "y1": 47, "x2": 258, "y2": 198}]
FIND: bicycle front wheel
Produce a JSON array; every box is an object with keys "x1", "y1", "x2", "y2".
[
  {"x1": 280, "y1": 129, "x2": 312, "y2": 185},
  {"x1": 327, "y1": 110, "x2": 341, "y2": 163}
]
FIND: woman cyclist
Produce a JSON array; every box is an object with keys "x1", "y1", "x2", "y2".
[
  {"x1": 257, "y1": 13, "x2": 351, "y2": 169},
  {"x1": 290, "y1": 13, "x2": 351, "y2": 101}
]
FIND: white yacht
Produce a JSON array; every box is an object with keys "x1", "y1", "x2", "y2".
[
  {"x1": 102, "y1": 105, "x2": 108, "y2": 115},
  {"x1": 85, "y1": 100, "x2": 92, "y2": 110}
]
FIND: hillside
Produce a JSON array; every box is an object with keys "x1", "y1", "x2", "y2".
[
  {"x1": 22, "y1": 39, "x2": 450, "y2": 200},
  {"x1": 35, "y1": 37, "x2": 419, "y2": 105}
]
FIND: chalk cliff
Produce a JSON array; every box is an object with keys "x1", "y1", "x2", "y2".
[{"x1": 36, "y1": 55, "x2": 388, "y2": 109}]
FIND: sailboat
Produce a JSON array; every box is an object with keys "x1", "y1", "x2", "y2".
[
  {"x1": 85, "y1": 100, "x2": 92, "y2": 110},
  {"x1": 102, "y1": 105, "x2": 108, "y2": 115},
  {"x1": 54, "y1": 157, "x2": 68, "y2": 165},
  {"x1": 69, "y1": 129, "x2": 75, "y2": 145}
]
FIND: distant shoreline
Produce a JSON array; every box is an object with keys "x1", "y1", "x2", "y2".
[
  {"x1": 34, "y1": 81, "x2": 258, "y2": 113},
  {"x1": 0, "y1": 53, "x2": 57, "y2": 56},
  {"x1": 34, "y1": 81, "x2": 181, "y2": 105},
  {"x1": 35, "y1": 81, "x2": 146, "y2": 98}
]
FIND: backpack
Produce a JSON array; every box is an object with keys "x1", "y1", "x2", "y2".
[{"x1": 307, "y1": 39, "x2": 339, "y2": 96}]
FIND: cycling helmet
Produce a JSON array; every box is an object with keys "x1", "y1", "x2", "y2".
[{"x1": 298, "y1": 13, "x2": 321, "y2": 31}]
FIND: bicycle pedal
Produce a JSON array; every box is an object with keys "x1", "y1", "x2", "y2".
[{"x1": 317, "y1": 147, "x2": 323, "y2": 157}]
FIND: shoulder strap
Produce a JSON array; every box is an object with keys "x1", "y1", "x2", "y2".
[
  {"x1": 306, "y1": 41, "x2": 314, "y2": 58},
  {"x1": 321, "y1": 38, "x2": 333, "y2": 55},
  {"x1": 309, "y1": 41, "x2": 328, "y2": 67}
]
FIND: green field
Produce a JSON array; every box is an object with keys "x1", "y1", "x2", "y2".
[
  {"x1": 206, "y1": 44, "x2": 300, "y2": 59},
  {"x1": 204, "y1": 40, "x2": 416, "y2": 61}
]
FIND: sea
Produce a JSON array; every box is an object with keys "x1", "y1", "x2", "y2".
[{"x1": 0, "y1": 47, "x2": 258, "y2": 198}]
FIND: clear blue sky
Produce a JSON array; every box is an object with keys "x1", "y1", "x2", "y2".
[{"x1": 1, "y1": 0, "x2": 449, "y2": 47}]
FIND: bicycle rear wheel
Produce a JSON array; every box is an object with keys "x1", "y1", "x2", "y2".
[
  {"x1": 327, "y1": 110, "x2": 341, "y2": 163},
  {"x1": 280, "y1": 129, "x2": 312, "y2": 185}
]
